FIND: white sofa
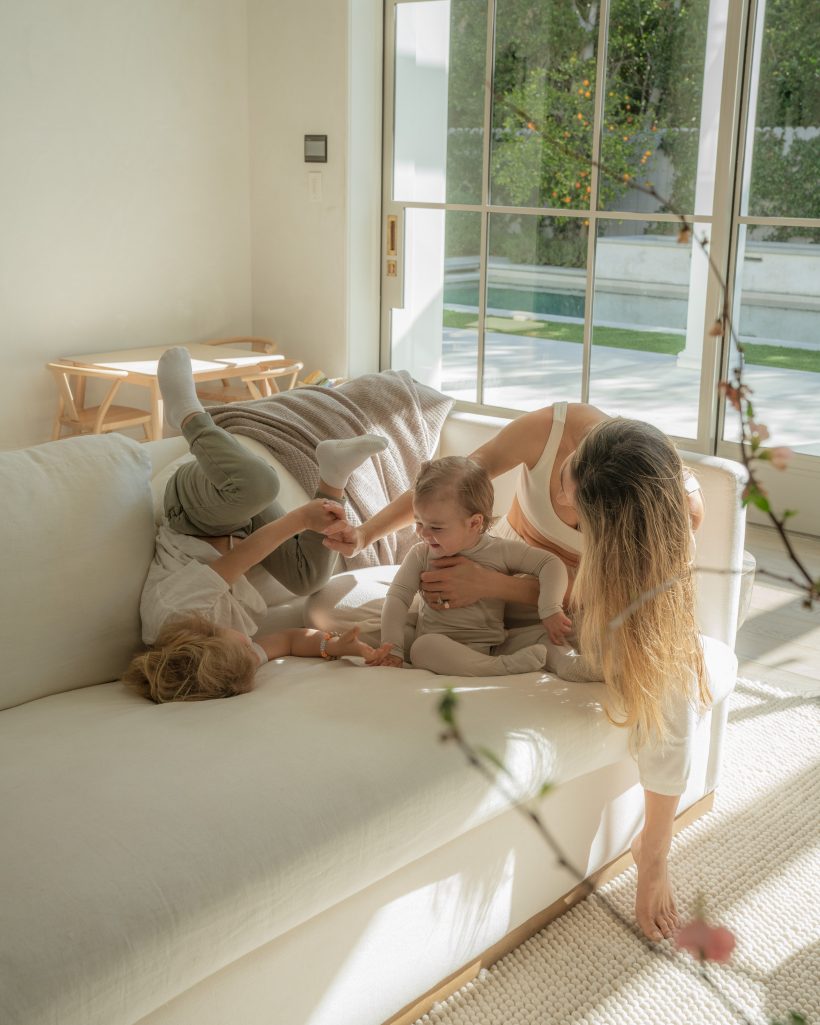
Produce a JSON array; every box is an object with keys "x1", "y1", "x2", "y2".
[{"x1": 0, "y1": 408, "x2": 746, "y2": 1025}]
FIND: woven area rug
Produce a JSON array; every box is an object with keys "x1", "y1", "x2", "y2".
[{"x1": 413, "y1": 679, "x2": 820, "y2": 1025}]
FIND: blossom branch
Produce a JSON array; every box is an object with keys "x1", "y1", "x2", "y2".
[
  {"x1": 437, "y1": 688, "x2": 761, "y2": 1025},
  {"x1": 505, "y1": 104, "x2": 818, "y2": 609}
]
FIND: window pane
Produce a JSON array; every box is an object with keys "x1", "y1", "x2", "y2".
[
  {"x1": 394, "y1": 1, "x2": 451, "y2": 203},
  {"x1": 482, "y1": 213, "x2": 585, "y2": 410},
  {"x1": 392, "y1": 209, "x2": 481, "y2": 402},
  {"x1": 394, "y1": 1, "x2": 487, "y2": 205},
  {"x1": 442, "y1": 212, "x2": 482, "y2": 402},
  {"x1": 600, "y1": 0, "x2": 713, "y2": 216},
  {"x1": 723, "y1": 227, "x2": 820, "y2": 455},
  {"x1": 446, "y1": 0, "x2": 488, "y2": 205},
  {"x1": 744, "y1": 0, "x2": 820, "y2": 219},
  {"x1": 588, "y1": 219, "x2": 704, "y2": 438},
  {"x1": 490, "y1": 0, "x2": 597, "y2": 210}
]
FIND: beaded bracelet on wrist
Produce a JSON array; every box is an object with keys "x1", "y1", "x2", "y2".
[{"x1": 319, "y1": 631, "x2": 340, "y2": 660}]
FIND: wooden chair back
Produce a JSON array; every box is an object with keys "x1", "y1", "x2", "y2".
[
  {"x1": 194, "y1": 337, "x2": 304, "y2": 403},
  {"x1": 46, "y1": 363, "x2": 153, "y2": 440}
]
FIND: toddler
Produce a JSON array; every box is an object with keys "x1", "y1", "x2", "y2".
[
  {"x1": 367, "y1": 456, "x2": 573, "y2": 676},
  {"x1": 127, "y1": 346, "x2": 390, "y2": 702}
]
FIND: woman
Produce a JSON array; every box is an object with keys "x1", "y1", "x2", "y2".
[{"x1": 323, "y1": 401, "x2": 713, "y2": 943}]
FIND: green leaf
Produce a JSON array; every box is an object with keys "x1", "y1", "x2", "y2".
[
  {"x1": 438, "y1": 688, "x2": 458, "y2": 726},
  {"x1": 745, "y1": 399, "x2": 755, "y2": 418},
  {"x1": 538, "y1": 781, "x2": 554, "y2": 798},
  {"x1": 782, "y1": 509, "x2": 798, "y2": 520},
  {"x1": 750, "y1": 435, "x2": 760, "y2": 453},
  {"x1": 743, "y1": 486, "x2": 770, "y2": 513}
]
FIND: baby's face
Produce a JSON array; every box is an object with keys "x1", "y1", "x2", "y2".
[{"x1": 413, "y1": 494, "x2": 483, "y2": 557}]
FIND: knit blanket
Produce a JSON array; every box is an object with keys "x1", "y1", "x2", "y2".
[{"x1": 209, "y1": 370, "x2": 454, "y2": 568}]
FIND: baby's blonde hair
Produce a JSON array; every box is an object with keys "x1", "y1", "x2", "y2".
[
  {"x1": 124, "y1": 613, "x2": 257, "y2": 703},
  {"x1": 414, "y1": 456, "x2": 495, "y2": 532}
]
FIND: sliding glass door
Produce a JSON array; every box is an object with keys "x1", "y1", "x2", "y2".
[{"x1": 381, "y1": 0, "x2": 820, "y2": 532}]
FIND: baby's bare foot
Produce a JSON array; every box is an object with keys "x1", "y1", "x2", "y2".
[{"x1": 632, "y1": 834, "x2": 679, "y2": 941}]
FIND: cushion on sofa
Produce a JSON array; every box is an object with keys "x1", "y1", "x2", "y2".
[{"x1": 0, "y1": 434, "x2": 155, "y2": 710}]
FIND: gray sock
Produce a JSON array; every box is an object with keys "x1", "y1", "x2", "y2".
[{"x1": 157, "y1": 347, "x2": 205, "y2": 429}]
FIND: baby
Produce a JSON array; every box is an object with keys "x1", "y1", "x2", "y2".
[{"x1": 367, "y1": 456, "x2": 572, "y2": 676}]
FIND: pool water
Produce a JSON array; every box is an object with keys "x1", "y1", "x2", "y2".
[{"x1": 444, "y1": 283, "x2": 584, "y2": 319}]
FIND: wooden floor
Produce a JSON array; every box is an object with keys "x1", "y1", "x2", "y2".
[{"x1": 736, "y1": 523, "x2": 820, "y2": 695}]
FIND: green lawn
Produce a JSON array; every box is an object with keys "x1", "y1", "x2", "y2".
[{"x1": 442, "y1": 310, "x2": 820, "y2": 373}]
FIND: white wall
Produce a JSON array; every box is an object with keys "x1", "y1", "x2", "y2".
[
  {"x1": 0, "y1": 0, "x2": 252, "y2": 449},
  {"x1": 0, "y1": 0, "x2": 383, "y2": 451},
  {"x1": 247, "y1": 0, "x2": 382, "y2": 383}
]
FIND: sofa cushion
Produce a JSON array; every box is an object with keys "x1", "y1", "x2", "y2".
[{"x1": 0, "y1": 434, "x2": 155, "y2": 710}]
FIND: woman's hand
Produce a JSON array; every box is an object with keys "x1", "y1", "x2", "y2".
[
  {"x1": 322, "y1": 519, "x2": 366, "y2": 558},
  {"x1": 419, "y1": 556, "x2": 497, "y2": 609}
]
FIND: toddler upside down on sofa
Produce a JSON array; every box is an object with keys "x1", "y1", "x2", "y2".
[{"x1": 125, "y1": 347, "x2": 391, "y2": 703}]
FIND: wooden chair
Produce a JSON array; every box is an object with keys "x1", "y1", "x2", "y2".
[
  {"x1": 194, "y1": 337, "x2": 304, "y2": 404},
  {"x1": 46, "y1": 363, "x2": 153, "y2": 441}
]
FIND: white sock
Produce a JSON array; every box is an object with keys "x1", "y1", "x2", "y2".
[
  {"x1": 316, "y1": 435, "x2": 388, "y2": 489},
  {"x1": 157, "y1": 347, "x2": 205, "y2": 429}
]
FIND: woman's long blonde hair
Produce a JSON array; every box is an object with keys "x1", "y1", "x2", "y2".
[
  {"x1": 124, "y1": 613, "x2": 257, "y2": 703},
  {"x1": 570, "y1": 418, "x2": 708, "y2": 745}
]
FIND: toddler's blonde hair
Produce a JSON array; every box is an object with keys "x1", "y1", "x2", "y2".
[
  {"x1": 124, "y1": 613, "x2": 257, "y2": 703},
  {"x1": 414, "y1": 456, "x2": 495, "y2": 532}
]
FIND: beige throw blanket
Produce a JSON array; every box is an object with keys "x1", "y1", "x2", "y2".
[{"x1": 209, "y1": 370, "x2": 454, "y2": 567}]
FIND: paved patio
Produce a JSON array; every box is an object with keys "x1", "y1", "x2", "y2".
[{"x1": 440, "y1": 329, "x2": 820, "y2": 456}]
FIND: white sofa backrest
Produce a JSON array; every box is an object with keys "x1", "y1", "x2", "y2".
[{"x1": 0, "y1": 434, "x2": 156, "y2": 711}]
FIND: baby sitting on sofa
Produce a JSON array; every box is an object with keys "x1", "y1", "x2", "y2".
[
  {"x1": 126, "y1": 347, "x2": 390, "y2": 703},
  {"x1": 364, "y1": 455, "x2": 601, "y2": 678}
]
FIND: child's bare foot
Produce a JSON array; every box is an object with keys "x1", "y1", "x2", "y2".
[{"x1": 631, "y1": 834, "x2": 679, "y2": 941}]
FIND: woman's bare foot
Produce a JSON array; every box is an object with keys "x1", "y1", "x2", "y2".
[{"x1": 631, "y1": 833, "x2": 679, "y2": 941}]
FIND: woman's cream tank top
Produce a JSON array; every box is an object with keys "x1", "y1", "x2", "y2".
[{"x1": 494, "y1": 402, "x2": 583, "y2": 562}]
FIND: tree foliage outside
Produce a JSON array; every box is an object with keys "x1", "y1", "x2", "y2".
[
  {"x1": 443, "y1": 0, "x2": 820, "y2": 266},
  {"x1": 747, "y1": 0, "x2": 820, "y2": 236}
]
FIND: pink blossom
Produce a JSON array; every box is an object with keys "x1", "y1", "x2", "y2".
[
  {"x1": 675, "y1": 918, "x2": 736, "y2": 963},
  {"x1": 719, "y1": 381, "x2": 742, "y2": 411},
  {"x1": 769, "y1": 446, "x2": 792, "y2": 470},
  {"x1": 749, "y1": 421, "x2": 770, "y2": 442}
]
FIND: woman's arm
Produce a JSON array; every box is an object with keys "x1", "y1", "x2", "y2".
[
  {"x1": 210, "y1": 500, "x2": 344, "y2": 585},
  {"x1": 419, "y1": 556, "x2": 541, "y2": 609},
  {"x1": 323, "y1": 406, "x2": 560, "y2": 558},
  {"x1": 632, "y1": 790, "x2": 680, "y2": 940},
  {"x1": 322, "y1": 490, "x2": 415, "y2": 557}
]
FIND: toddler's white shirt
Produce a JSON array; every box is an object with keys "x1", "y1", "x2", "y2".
[{"x1": 140, "y1": 524, "x2": 267, "y2": 644}]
